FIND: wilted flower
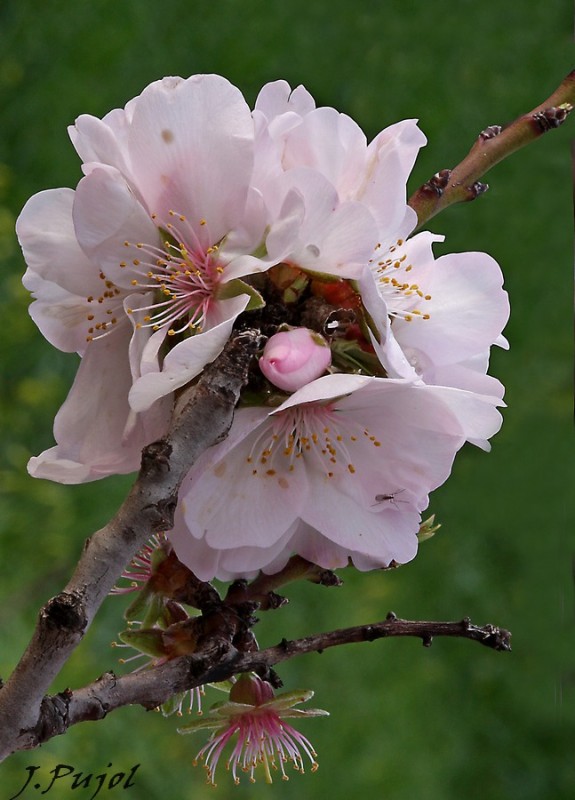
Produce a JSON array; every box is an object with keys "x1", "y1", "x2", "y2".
[{"x1": 179, "y1": 673, "x2": 328, "y2": 785}]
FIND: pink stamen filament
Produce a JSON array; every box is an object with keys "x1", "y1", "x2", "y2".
[{"x1": 125, "y1": 212, "x2": 224, "y2": 335}]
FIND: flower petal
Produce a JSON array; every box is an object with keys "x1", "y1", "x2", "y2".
[
  {"x1": 17, "y1": 188, "x2": 103, "y2": 297},
  {"x1": 127, "y1": 74, "x2": 254, "y2": 242},
  {"x1": 73, "y1": 165, "x2": 159, "y2": 286},
  {"x1": 128, "y1": 294, "x2": 250, "y2": 411},
  {"x1": 28, "y1": 332, "x2": 170, "y2": 483}
]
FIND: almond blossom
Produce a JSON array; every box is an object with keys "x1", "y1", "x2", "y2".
[
  {"x1": 169, "y1": 373, "x2": 503, "y2": 581},
  {"x1": 17, "y1": 75, "x2": 303, "y2": 481},
  {"x1": 252, "y1": 79, "x2": 426, "y2": 253},
  {"x1": 18, "y1": 73, "x2": 509, "y2": 583},
  {"x1": 359, "y1": 230, "x2": 510, "y2": 395},
  {"x1": 252, "y1": 80, "x2": 509, "y2": 397}
]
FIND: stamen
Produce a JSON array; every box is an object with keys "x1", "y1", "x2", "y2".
[
  {"x1": 369, "y1": 239, "x2": 432, "y2": 323},
  {"x1": 242, "y1": 404, "x2": 382, "y2": 484},
  {"x1": 118, "y1": 211, "x2": 224, "y2": 336}
]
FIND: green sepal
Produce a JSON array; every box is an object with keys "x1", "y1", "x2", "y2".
[
  {"x1": 124, "y1": 584, "x2": 155, "y2": 623},
  {"x1": 417, "y1": 514, "x2": 441, "y2": 542},
  {"x1": 118, "y1": 627, "x2": 166, "y2": 658},
  {"x1": 143, "y1": 592, "x2": 169, "y2": 629},
  {"x1": 330, "y1": 338, "x2": 385, "y2": 376},
  {"x1": 217, "y1": 278, "x2": 265, "y2": 311},
  {"x1": 261, "y1": 688, "x2": 315, "y2": 710},
  {"x1": 160, "y1": 692, "x2": 186, "y2": 717},
  {"x1": 177, "y1": 717, "x2": 225, "y2": 735}
]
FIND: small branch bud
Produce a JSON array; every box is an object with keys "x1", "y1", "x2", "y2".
[
  {"x1": 479, "y1": 124, "x2": 502, "y2": 141},
  {"x1": 409, "y1": 70, "x2": 575, "y2": 228}
]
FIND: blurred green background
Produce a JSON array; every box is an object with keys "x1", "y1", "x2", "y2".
[{"x1": 0, "y1": 1, "x2": 573, "y2": 798}]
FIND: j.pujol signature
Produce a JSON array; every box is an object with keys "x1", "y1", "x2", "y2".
[{"x1": 9, "y1": 762, "x2": 140, "y2": 800}]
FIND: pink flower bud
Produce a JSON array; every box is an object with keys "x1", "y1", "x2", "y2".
[{"x1": 259, "y1": 328, "x2": 332, "y2": 392}]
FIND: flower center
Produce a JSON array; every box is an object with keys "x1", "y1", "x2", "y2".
[
  {"x1": 124, "y1": 210, "x2": 224, "y2": 337},
  {"x1": 369, "y1": 238, "x2": 432, "y2": 323},
  {"x1": 245, "y1": 404, "x2": 381, "y2": 483}
]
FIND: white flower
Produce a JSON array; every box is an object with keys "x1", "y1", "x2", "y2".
[
  {"x1": 17, "y1": 75, "x2": 302, "y2": 481},
  {"x1": 170, "y1": 373, "x2": 503, "y2": 580},
  {"x1": 357, "y1": 231, "x2": 509, "y2": 394}
]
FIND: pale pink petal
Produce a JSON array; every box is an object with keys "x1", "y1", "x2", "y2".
[
  {"x1": 127, "y1": 74, "x2": 254, "y2": 242},
  {"x1": 423, "y1": 361, "x2": 506, "y2": 397},
  {"x1": 68, "y1": 110, "x2": 132, "y2": 179},
  {"x1": 17, "y1": 189, "x2": 103, "y2": 297},
  {"x1": 272, "y1": 372, "x2": 374, "y2": 410},
  {"x1": 391, "y1": 246, "x2": 510, "y2": 365},
  {"x1": 266, "y1": 168, "x2": 378, "y2": 278},
  {"x1": 28, "y1": 332, "x2": 169, "y2": 484},
  {"x1": 300, "y1": 485, "x2": 420, "y2": 565},
  {"x1": 357, "y1": 265, "x2": 421, "y2": 380},
  {"x1": 24, "y1": 272, "x2": 99, "y2": 355},
  {"x1": 182, "y1": 432, "x2": 309, "y2": 549},
  {"x1": 254, "y1": 80, "x2": 316, "y2": 118},
  {"x1": 282, "y1": 107, "x2": 367, "y2": 195},
  {"x1": 170, "y1": 510, "x2": 297, "y2": 582},
  {"x1": 359, "y1": 119, "x2": 427, "y2": 238},
  {"x1": 73, "y1": 166, "x2": 159, "y2": 286},
  {"x1": 128, "y1": 294, "x2": 250, "y2": 411}
]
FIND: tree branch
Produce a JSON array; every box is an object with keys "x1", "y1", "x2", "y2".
[
  {"x1": 408, "y1": 69, "x2": 575, "y2": 228},
  {"x1": 7, "y1": 612, "x2": 511, "y2": 754},
  {"x1": 0, "y1": 329, "x2": 262, "y2": 761}
]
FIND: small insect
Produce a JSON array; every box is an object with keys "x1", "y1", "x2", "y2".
[{"x1": 372, "y1": 489, "x2": 407, "y2": 509}]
